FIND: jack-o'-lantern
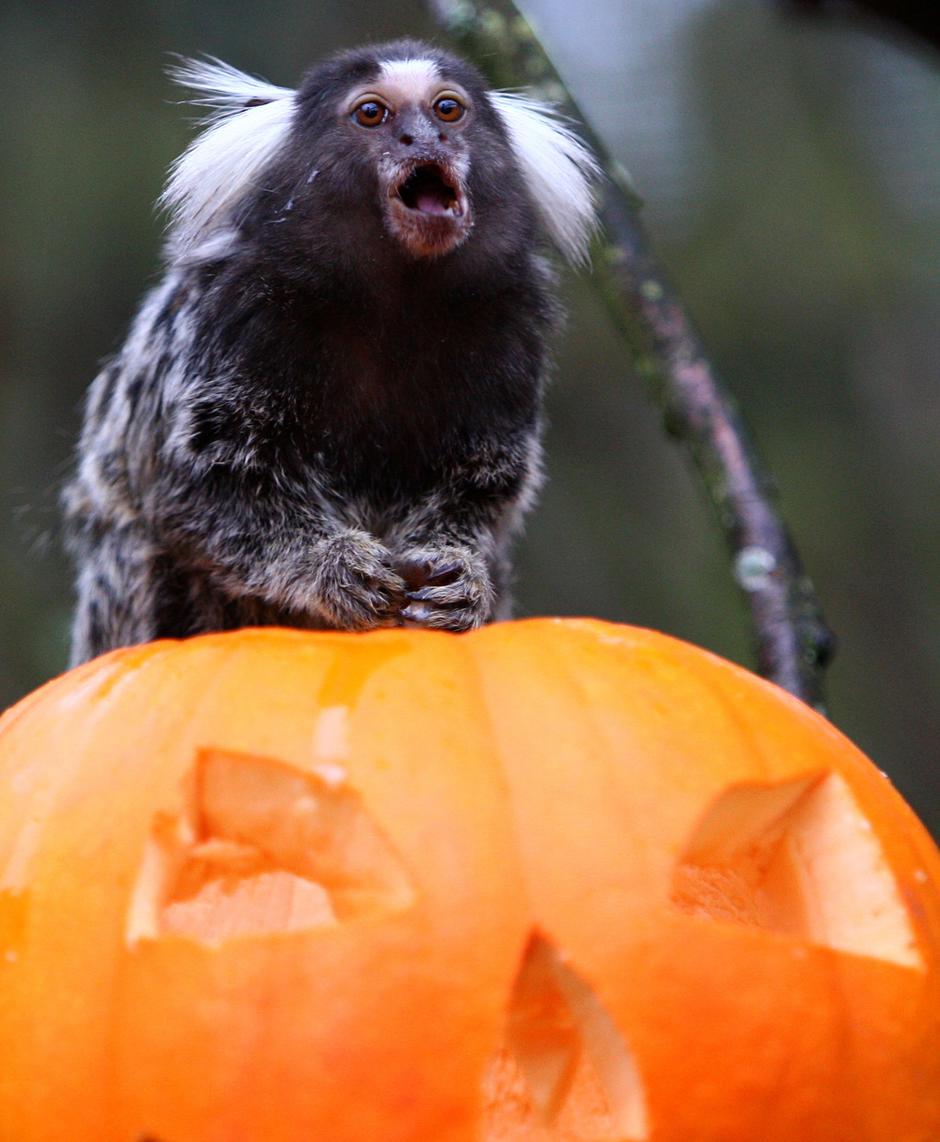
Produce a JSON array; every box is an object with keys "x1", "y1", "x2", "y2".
[{"x1": 0, "y1": 619, "x2": 938, "y2": 1141}]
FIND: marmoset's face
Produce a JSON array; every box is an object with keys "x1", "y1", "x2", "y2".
[
  {"x1": 337, "y1": 58, "x2": 476, "y2": 258},
  {"x1": 163, "y1": 41, "x2": 596, "y2": 275}
]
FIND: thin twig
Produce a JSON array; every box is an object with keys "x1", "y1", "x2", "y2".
[{"x1": 423, "y1": 0, "x2": 836, "y2": 708}]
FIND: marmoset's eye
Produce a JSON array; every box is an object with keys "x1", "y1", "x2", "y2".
[
  {"x1": 433, "y1": 94, "x2": 466, "y2": 123},
  {"x1": 353, "y1": 100, "x2": 389, "y2": 127}
]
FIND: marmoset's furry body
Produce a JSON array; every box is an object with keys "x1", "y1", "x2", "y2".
[{"x1": 63, "y1": 40, "x2": 598, "y2": 664}]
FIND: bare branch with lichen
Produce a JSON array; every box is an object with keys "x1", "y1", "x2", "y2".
[{"x1": 423, "y1": 0, "x2": 835, "y2": 708}]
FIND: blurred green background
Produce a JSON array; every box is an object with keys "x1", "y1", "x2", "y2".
[{"x1": 1, "y1": 0, "x2": 938, "y2": 834}]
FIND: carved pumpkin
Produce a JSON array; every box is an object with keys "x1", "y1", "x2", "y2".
[{"x1": 0, "y1": 619, "x2": 938, "y2": 1142}]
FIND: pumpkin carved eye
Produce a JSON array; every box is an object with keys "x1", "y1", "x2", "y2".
[
  {"x1": 671, "y1": 771, "x2": 922, "y2": 967},
  {"x1": 127, "y1": 748, "x2": 416, "y2": 944}
]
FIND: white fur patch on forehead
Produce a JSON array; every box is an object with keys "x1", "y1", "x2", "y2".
[
  {"x1": 488, "y1": 92, "x2": 600, "y2": 267},
  {"x1": 376, "y1": 57, "x2": 441, "y2": 102},
  {"x1": 161, "y1": 58, "x2": 297, "y2": 261}
]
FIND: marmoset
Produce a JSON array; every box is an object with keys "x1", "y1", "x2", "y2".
[{"x1": 62, "y1": 40, "x2": 598, "y2": 664}]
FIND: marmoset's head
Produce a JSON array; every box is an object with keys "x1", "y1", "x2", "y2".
[{"x1": 163, "y1": 40, "x2": 598, "y2": 270}]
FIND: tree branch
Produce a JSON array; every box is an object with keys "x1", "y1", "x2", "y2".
[{"x1": 423, "y1": 0, "x2": 836, "y2": 708}]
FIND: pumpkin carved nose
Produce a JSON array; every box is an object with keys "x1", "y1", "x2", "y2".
[{"x1": 483, "y1": 931, "x2": 649, "y2": 1140}]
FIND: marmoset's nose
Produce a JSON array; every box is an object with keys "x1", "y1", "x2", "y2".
[{"x1": 395, "y1": 110, "x2": 446, "y2": 154}]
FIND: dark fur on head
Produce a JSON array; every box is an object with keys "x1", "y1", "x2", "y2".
[{"x1": 62, "y1": 40, "x2": 598, "y2": 662}]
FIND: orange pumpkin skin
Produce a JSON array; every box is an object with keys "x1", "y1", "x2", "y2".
[{"x1": 0, "y1": 619, "x2": 938, "y2": 1142}]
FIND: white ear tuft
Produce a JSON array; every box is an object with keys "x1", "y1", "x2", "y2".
[
  {"x1": 488, "y1": 92, "x2": 600, "y2": 267},
  {"x1": 161, "y1": 58, "x2": 297, "y2": 259},
  {"x1": 166, "y1": 56, "x2": 294, "y2": 115}
]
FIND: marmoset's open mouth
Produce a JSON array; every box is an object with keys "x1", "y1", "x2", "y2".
[
  {"x1": 396, "y1": 164, "x2": 464, "y2": 216},
  {"x1": 386, "y1": 160, "x2": 471, "y2": 257}
]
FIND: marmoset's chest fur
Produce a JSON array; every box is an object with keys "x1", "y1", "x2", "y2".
[{"x1": 171, "y1": 255, "x2": 552, "y2": 505}]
